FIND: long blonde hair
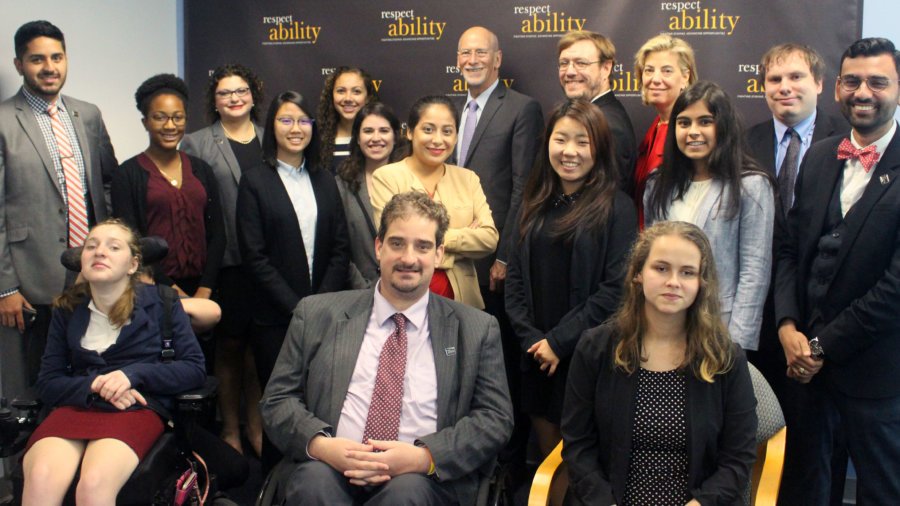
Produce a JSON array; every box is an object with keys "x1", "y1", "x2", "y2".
[
  {"x1": 54, "y1": 219, "x2": 143, "y2": 329},
  {"x1": 613, "y1": 221, "x2": 733, "y2": 382}
]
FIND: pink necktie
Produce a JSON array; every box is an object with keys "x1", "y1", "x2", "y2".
[
  {"x1": 837, "y1": 138, "x2": 881, "y2": 173},
  {"x1": 48, "y1": 103, "x2": 88, "y2": 247},
  {"x1": 362, "y1": 313, "x2": 408, "y2": 443}
]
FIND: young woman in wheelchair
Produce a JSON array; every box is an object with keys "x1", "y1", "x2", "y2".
[
  {"x1": 561, "y1": 221, "x2": 757, "y2": 505},
  {"x1": 21, "y1": 219, "x2": 206, "y2": 506}
]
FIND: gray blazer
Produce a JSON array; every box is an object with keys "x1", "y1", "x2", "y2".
[
  {"x1": 181, "y1": 121, "x2": 263, "y2": 267},
  {"x1": 645, "y1": 174, "x2": 774, "y2": 350},
  {"x1": 261, "y1": 288, "x2": 514, "y2": 506},
  {"x1": 0, "y1": 89, "x2": 116, "y2": 304},
  {"x1": 335, "y1": 175, "x2": 378, "y2": 289}
]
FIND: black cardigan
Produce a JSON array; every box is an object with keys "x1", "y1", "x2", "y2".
[
  {"x1": 562, "y1": 323, "x2": 757, "y2": 506},
  {"x1": 111, "y1": 153, "x2": 226, "y2": 291}
]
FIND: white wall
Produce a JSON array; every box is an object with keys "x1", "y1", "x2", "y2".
[
  {"x1": 0, "y1": 1, "x2": 180, "y2": 160},
  {"x1": 0, "y1": 0, "x2": 897, "y2": 157}
]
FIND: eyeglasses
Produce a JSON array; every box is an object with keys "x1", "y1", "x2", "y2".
[
  {"x1": 215, "y1": 87, "x2": 251, "y2": 99},
  {"x1": 837, "y1": 75, "x2": 897, "y2": 92},
  {"x1": 457, "y1": 49, "x2": 491, "y2": 58},
  {"x1": 558, "y1": 59, "x2": 601, "y2": 71},
  {"x1": 276, "y1": 117, "x2": 315, "y2": 127},
  {"x1": 148, "y1": 113, "x2": 186, "y2": 125}
]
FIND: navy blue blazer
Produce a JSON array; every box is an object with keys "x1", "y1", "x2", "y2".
[
  {"x1": 562, "y1": 323, "x2": 757, "y2": 505},
  {"x1": 36, "y1": 284, "x2": 206, "y2": 414}
]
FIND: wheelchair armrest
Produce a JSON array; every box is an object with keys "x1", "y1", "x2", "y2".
[{"x1": 175, "y1": 376, "x2": 218, "y2": 417}]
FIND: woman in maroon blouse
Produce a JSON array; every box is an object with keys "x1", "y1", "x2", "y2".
[{"x1": 111, "y1": 74, "x2": 225, "y2": 300}]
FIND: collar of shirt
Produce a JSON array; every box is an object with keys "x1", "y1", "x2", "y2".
[
  {"x1": 774, "y1": 109, "x2": 817, "y2": 147},
  {"x1": 850, "y1": 119, "x2": 897, "y2": 155},
  {"x1": 275, "y1": 157, "x2": 308, "y2": 178},
  {"x1": 22, "y1": 86, "x2": 64, "y2": 115},
  {"x1": 372, "y1": 280, "x2": 429, "y2": 334},
  {"x1": 590, "y1": 89, "x2": 612, "y2": 102},
  {"x1": 466, "y1": 79, "x2": 500, "y2": 113}
]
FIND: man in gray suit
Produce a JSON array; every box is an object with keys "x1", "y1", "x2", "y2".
[
  {"x1": 0, "y1": 20, "x2": 116, "y2": 400},
  {"x1": 261, "y1": 191, "x2": 513, "y2": 505}
]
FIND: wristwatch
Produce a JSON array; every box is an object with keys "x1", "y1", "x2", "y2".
[{"x1": 809, "y1": 337, "x2": 824, "y2": 359}]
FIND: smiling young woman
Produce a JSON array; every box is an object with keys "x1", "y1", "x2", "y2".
[
  {"x1": 505, "y1": 98, "x2": 637, "y2": 506},
  {"x1": 369, "y1": 95, "x2": 498, "y2": 310},
  {"x1": 111, "y1": 74, "x2": 225, "y2": 303},
  {"x1": 644, "y1": 81, "x2": 775, "y2": 352},
  {"x1": 316, "y1": 66, "x2": 378, "y2": 172}
]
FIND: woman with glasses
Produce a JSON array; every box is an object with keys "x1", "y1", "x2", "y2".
[
  {"x1": 181, "y1": 64, "x2": 265, "y2": 457},
  {"x1": 236, "y1": 91, "x2": 349, "y2": 471},
  {"x1": 112, "y1": 74, "x2": 225, "y2": 302},
  {"x1": 633, "y1": 35, "x2": 698, "y2": 226}
]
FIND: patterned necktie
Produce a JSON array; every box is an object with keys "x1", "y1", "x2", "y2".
[
  {"x1": 837, "y1": 137, "x2": 881, "y2": 172},
  {"x1": 457, "y1": 100, "x2": 479, "y2": 167},
  {"x1": 48, "y1": 103, "x2": 88, "y2": 247},
  {"x1": 362, "y1": 313, "x2": 408, "y2": 443},
  {"x1": 777, "y1": 128, "x2": 801, "y2": 215}
]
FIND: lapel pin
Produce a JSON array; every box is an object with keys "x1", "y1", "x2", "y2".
[
  {"x1": 444, "y1": 347, "x2": 456, "y2": 356},
  {"x1": 880, "y1": 174, "x2": 891, "y2": 185}
]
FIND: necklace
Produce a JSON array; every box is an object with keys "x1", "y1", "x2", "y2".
[
  {"x1": 146, "y1": 152, "x2": 182, "y2": 187},
  {"x1": 222, "y1": 122, "x2": 255, "y2": 144}
]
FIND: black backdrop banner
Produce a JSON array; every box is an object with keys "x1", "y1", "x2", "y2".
[{"x1": 184, "y1": 0, "x2": 862, "y2": 135}]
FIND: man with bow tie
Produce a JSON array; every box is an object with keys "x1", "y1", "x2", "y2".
[{"x1": 775, "y1": 37, "x2": 900, "y2": 505}]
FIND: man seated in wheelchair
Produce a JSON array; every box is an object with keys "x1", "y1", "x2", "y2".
[
  {"x1": 20, "y1": 219, "x2": 206, "y2": 505},
  {"x1": 261, "y1": 192, "x2": 514, "y2": 506}
]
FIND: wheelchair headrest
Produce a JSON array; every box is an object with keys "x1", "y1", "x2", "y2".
[{"x1": 60, "y1": 236, "x2": 169, "y2": 272}]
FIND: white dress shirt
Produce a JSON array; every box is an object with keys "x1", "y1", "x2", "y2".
[
  {"x1": 336, "y1": 282, "x2": 438, "y2": 443},
  {"x1": 841, "y1": 121, "x2": 896, "y2": 217},
  {"x1": 276, "y1": 158, "x2": 318, "y2": 278}
]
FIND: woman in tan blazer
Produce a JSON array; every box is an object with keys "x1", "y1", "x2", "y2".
[{"x1": 370, "y1": 95, "x2": 498, "y2": 309}]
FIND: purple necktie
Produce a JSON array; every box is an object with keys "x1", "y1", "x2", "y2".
[
  {"x1": 362, "y1": 313, "x2": 408, "y2": 443},
  {"x1": 458, "y1": 100, "x2": 478, "y2": 167}
]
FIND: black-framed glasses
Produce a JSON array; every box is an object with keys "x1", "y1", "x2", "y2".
[
  {"x1": 837, "y1": 75, "x2": 897, "y2": 92},
  {"x1": 148, "y1": 113, "x2": 186, "y2": 125},
  {"x1": 558, "y1": 59, "x2": 601, "y2": 71},
  {"x1": 276, "y1": 117, "x2": 314, "y2": 127},
  {"x1": 215, "y1": 87, "x2": 251, "y2": 99}
]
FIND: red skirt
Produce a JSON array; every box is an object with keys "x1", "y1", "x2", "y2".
[
  {"x1": 429, "y1": 269, "x2": 454, "y2": 299},
  {"x1": 25, "y1": 406, "x2": 164, "y2": 460}
]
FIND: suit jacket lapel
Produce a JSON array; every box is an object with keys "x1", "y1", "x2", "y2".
[
  {"x1": 328, "y1": 295, "x2": 372, "y2": 425},
  {"x1": 696, "y1": 179, "x2": 722, "y2": 226},
  {"x1": 212, "y1": 121, "x2": 243, "y2": 184},
  {"x1": 428, "y1": 296, "x2": 458, "y2": 429},
  {"x1": 15, "y1": 93, "x2": 61, "y2": 197},
  {"x1": 465, "y1": 84, "x2": 505, "y2": 162},
  {"x1": 833, "y1": 133, "x2": 900, "y2": 271}
]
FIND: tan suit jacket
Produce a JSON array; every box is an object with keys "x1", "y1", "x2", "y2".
[{"x1": 370, "y1": 159, "x2": 498, "y2": 308}]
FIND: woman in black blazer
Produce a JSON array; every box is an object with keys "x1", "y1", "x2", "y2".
[
  {"x1": 562, "y1": 221, "x2": 757, "y2": 506},
  {"x1": 505, "y1": 99, "x2": 637, "y2": 505},
  {"x1": 236, "y1": 91, "x2": 349, "y2": 388}
]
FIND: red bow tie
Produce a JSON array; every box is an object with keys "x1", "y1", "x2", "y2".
[{"x1": 837, "y1": 138, "x2": 881, "y2": 172}]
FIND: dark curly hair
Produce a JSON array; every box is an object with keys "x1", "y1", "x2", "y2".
[
  {"x1": 316, "y1": 67, "x2": 378, "y2": 170},
  {"x1": 134, "y1": 73, "x2": 188, "y2": 116},
  {"x1": 205, "y1": 63, "x2": 264, "y2": 123}
]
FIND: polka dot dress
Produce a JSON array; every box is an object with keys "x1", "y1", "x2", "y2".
[{"x1": 623, "y1": 368, "x2": 689, "y2": 506}]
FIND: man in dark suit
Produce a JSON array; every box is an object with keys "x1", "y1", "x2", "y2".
[
  {"x1": 0, "y1": 20, "x2": 116, "y2": 401},
  {"x1": 261, "y1": 191, "x2": 513, "y2": 506},
  {"x1": 557, "y1": 30, "x2": 636, "y2": 192},
  {"x1": 775, "y1": 37, "x2": 900, "y2": 505},
  {"x1": 454, "y1": 26, "x2": 542, "y2": 478},
  {"x1": 745, "y1": 43, "x2": 850, "y2": 505}
]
